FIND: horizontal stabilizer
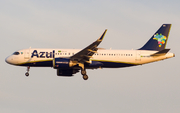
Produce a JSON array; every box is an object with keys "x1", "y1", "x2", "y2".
[{"x1": 150, "y1": 49, "x2": 170, "y2": 56}]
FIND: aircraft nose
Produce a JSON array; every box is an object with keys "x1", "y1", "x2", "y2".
[
  {"x1": 5, "y1": 57, "x2": 11, "y2": 64},
  {"x1": 5, "y1": 56, "x2": 14, "y2": 65}
]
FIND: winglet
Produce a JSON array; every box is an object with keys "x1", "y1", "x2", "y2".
[{"x1": 98, "y1": 29, "x2": 107, "y2": 40}]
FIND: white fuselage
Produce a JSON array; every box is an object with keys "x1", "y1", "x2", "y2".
[{"x1": 5, "y1": 48, "x2": 175, "y2": 68}]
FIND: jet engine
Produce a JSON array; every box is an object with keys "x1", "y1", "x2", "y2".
[{"x1": 53, "y1": 58, "x2": 76, "y2": 69}]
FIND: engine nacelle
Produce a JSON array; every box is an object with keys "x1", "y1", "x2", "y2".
[
  {"x1": 57, "y1": 69, "x2": 79, "y2": 76},
  {"x1": 53, "y1": 58, "x2": 76, "y2": 69}
]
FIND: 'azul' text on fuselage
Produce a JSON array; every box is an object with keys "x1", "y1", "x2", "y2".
[{"x1": 31, "y1": 50, "x2": 55, "y2": 58}]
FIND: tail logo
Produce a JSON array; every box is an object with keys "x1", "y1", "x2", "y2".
[{"x1": 153, "y1": 33, "x2": 167, "y2": 47}]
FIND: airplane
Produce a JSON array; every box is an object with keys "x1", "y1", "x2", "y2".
[{"x1": 5, "y1": 24, "x2": 175, "y2": 80}]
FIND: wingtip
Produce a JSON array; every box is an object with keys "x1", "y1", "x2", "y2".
[{"x1": 99, "y1": 29, "x2": 107, "y2": 40}]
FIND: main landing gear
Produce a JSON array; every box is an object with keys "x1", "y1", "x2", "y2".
[
  {"x1": 25, "y1": 66, "x2": 30, "y2": 77},
  {"x1": 81, "y1": 69, "x2": 88, "y2": 80},
  {"x1": 79, "y1": 63, "x2": 88, "y2": 80}
]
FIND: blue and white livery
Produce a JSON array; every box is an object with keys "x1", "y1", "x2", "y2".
[{"x1": 5, "y1": 24, "x2": 175, "y2": 80}]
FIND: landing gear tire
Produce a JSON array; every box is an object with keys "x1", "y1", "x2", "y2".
[
  {"x1": 83, "y1": 75, "x2": 88, "y2": 80},
  {"x1": 81, "y1": 70, "x2": 86, "y2": 75},
  {"x1": 25, "y1": 72, "x2": 29, "y2": 76}
]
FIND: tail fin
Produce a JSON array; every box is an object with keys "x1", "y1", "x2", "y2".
[{"x1": 139, "y1": 24, "x2": 171, "y2": 51}]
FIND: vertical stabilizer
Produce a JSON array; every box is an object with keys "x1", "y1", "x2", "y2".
[{"x1": 139, "y1": 24, "x2": 171, "y2": 51}]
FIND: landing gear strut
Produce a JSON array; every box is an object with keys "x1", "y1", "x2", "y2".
[
  {"x1": 79, "y1": 63, "x2": 88, "y2": 80},
  {"x1": 25, "y1": 66, "x2": 30, "y2": 77}
]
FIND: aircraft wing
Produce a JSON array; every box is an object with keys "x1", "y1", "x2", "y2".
[{"x1": 70, "y1": 29, "x2": 107, "y2": 63}]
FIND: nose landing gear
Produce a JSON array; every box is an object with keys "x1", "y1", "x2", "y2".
[{"x1": 25, "y1": 66, "x2": 30, "y2": 76}]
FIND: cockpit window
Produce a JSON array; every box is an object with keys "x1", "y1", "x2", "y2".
[{"x1": 13, "y1": 52, "x2": 20, "y2": 55}]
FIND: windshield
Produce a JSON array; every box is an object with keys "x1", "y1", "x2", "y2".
[{"x1": 13, "y1": 52, "x2": 20, "y2": 55}]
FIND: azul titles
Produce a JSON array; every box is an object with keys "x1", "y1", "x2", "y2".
[{"x1": 31, "y1": 50, "x2": 55, "y2": 58}]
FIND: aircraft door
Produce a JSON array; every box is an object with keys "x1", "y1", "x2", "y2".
[
  {"x1": 136, "y1": 51, "x2": 141, "y2": 61},
  {"x1": 24, "y1": 49, "x2": 30, "y2": 59}
]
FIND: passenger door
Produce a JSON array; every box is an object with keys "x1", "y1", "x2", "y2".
[
  {"x1": 24, "y1": 49, "x2": 30, "y2": 59},
  {"x1": 136, "y1": 51, "x2": 141, "y2": 61}
]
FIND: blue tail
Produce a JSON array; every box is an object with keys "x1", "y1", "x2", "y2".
[{"x1": 139, "y1": 24, "x2": 171, "y2": 51}]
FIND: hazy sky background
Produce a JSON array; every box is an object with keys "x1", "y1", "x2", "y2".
[{"x1": 1, "y1": 0, "x2": 180, "y2": 113}]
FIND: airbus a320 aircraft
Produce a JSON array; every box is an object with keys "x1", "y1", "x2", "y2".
[{"x1": 5, "y1": 24, "x2": 175, "y2": 80}]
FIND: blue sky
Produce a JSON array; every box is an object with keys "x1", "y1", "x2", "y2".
[{"x1": 1, "y1": 0, "x2": 180, "y2": 113}]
